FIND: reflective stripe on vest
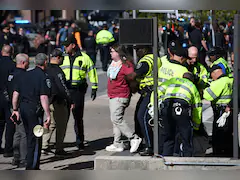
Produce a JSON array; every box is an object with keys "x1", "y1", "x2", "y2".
[
  {"x1": 61, "y1": 65, "x2": 87, "y2": 72},
  {"x1": 163, "y1": 93, "x2": 191, "y2": 102},
  {"x1": 206, "y1": 88, "x2": 217, "y2": 99},
  {"x1": 158, "y1": 77, "x2": 168, "y2": 82},
  {"x1": 192, "y1": 103, "x2": 202, "y2": 108},
  {"x1": 167, "y1": 84, "x2": 193, "y2": 97},
  {"x1": 206, "y1": 88, "x2": 231, "y2": 100},
  {"x1": 139, "y1": 55, "x2": 154, "y2": 89}
]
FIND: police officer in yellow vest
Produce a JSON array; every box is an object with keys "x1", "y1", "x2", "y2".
[
  {"x1": 149, "y1": 41, "x2": 190, "y2": 115},
  {"x1": 61, "y1": 35, "x2": 98, "y2": 149},
  {"x1": 126, "y1": 45, "x2": 161, "y2": 156},
  {"x1": 207, "y1": 46, "x2": 233, "y2": 78},
  {"x1": 96, "y1": 24, "x2": 115, "y2": 71},
  {"x1": 158, "y1": 41, "x2": 189, "y2": 85},
  {"x1": 203, "y1": 65, "x2": 233, "y2": 157},
  {"x1": 149, "y1": 41, "x2": 190, "y2": 154},
  {"x1": 185, "y1": 46, "x2": 209, "y2": 97},
  {"x1": 159, "y1": 40, "x2": 176, "y2": 65},
  {"x1": 157, "y1": 72, "x2": 202, "y2": 157}
]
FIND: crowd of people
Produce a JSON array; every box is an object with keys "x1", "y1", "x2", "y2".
[
  {"x1": 104, "y1": 17, "x2": 235, "y2": 158},
  {"x1": 0, "y1": 16, "x2": 237, "y2": 171}
]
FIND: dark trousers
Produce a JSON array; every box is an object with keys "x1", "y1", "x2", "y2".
[
  {"x1": 20, "y1": 102, "x2": 43, "y2": 170},
  {"x1": 161, "y1": 98, "x2": 193, "y2": 157},
  {"x1": 69, "y1": 88, "x2": 86, "y2": 146},
  {"x1": 87, "y1": 52, "x2": 97, "y2": 65},
  {"x1": 13, "y1": 120, "x2": 27, "y2": 163},
  {"x1": 134, "y1": 95, "x2": 143, "y2": 138},
  {"x1": 0, "y1": 94, "x2": 15, "y2": 153},
  {"x1": 212, "y1": 105, "x2": 233, "y2": 157},
  {"x1": 99, "y1": 45, "x2": 110, "y2": 71},
  {"x1": 135, "y1": 92, "x2": 153, "y2": 148}
]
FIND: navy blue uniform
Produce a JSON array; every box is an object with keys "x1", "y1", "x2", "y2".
[
  {"x1": 134, "y1": 61, "x2": 153, "y2": 155},
  {"x1": 7, "y1": 68, "x2": 27, "y2": 164},
  {"x1": 0, "y1": 56, "x2": 15, "y2": 154},
  {"x1": 15, "y1": 67, "x2": 50, "y2": 170}
]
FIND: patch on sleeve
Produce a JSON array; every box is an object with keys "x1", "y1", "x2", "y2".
[
  {"x1": 136, "y1": 62, "x2": 142, "y2": 69},
  {"x1": 8, "y1": 75, "x2": 14, "y2": 82},
  {"x1": 46, "y1": 79, "x2": 51, "y2": 89}
]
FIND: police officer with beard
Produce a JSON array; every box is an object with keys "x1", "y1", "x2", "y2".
[{"x1": 42, "y1": 48, "x2": 74, "y2": 156}]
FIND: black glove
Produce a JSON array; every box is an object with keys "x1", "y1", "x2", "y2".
[{"x1": 91, "y1": 89, "x2": 97, "y2": 101}]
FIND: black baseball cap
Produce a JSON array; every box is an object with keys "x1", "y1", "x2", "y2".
[
  {"x1": 209, "y1": 65, "x2": 222, "y2": 73},
  {"x1": 174, "y1": 43, "x2": 189, "y2": 59},
  {"x1": 168, "y1": 40, "x2": 178, "y2": 54},
  {"x1": 207, "y1": 46, "x2": 224, "y2": 56},
  {"x1": 168, "y1": 40, "x2": 189, "y2": 59},
  {"x1": 62, "y1": 35, "x2": 77, "y2": 46},
  {"x1": 51, "y1": 48, "x2": 63, "y2": 57}
]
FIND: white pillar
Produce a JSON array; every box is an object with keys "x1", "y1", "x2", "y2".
[
  {"x1": 76, "y1": 10, "x2": 80, "y2": 20},
  {"x1": 62, "y1": 10, "x2": 67, "y2": 19}
]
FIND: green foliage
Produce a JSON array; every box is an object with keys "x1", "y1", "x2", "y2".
[{"x1": 135, "y1": 10, "x2": 238, "y2": 25}]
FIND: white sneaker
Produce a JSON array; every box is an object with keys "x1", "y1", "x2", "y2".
[
  {"x1": 105, "y1": 144, "x2": 124, "y2": 152},
  {"x1": 130, "y1": 137, "x2": 142, "y2": 153}
]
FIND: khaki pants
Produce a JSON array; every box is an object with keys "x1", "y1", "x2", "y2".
[
  {"x1": 109, "y1": 97, "x2": 134, "y2": 145},
  {"x1": 42, "y1": 101, "x2": 69, "y2": 151}
]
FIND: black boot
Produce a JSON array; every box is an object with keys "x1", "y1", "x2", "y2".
[{"x1": 139, "y1": 147, "x2": 153, "y2": 156}]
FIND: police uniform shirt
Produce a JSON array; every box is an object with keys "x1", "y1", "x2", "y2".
[
  {"x1": 14, "y1": 66, "x2": 51, "y2": 104},
  {"x1": 46, "y1": 63, "x2": 72, "y2": 104},
  {"x1": 0, "y1": 56, "x2": 15, "y2": 92},
  {"x1": 135, "y1": 61, "x2": 150, "y2": 78},
  {"x1": 7, "y1": 67, "x2": 26, "y2": 101}
]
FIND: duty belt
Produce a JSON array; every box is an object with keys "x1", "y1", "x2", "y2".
[{"x1": 139, "y1": 86, "x2": 153, "y2": 95}]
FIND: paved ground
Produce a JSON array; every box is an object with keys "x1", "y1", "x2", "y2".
[
  {"x1": 0, "y1": 53, "x2": 234, "y2": 170},
  {"x1": 0, "y1": 93, "x2": 215, "y2": 170},
  {"x1": 0, "y1": 91, "x2": 140, "y2": 170}
]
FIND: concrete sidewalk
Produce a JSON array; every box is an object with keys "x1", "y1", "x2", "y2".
[
  {"x1": 0, "y1": 93, "x2": 139, "y2": 170},
  {"x1": 0, "y1": 92, "x2": 216, "y2": 170}
]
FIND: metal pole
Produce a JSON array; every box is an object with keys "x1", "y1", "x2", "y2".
[
  {"x1": 210, "y1": 10, "x2": 215, "y2": 47},
  {"x1": 233, "y1": 14, "x2": 240, "y2": 159},
  {"x1": 133, "y1": 10, "x2": 137, "y2": 65},
  {"x1": 153, "y1": 16, "x2": 159, "y2": 155},
  {"x1": 164, "y1": 14, "x2": 168, "y2": 55}
]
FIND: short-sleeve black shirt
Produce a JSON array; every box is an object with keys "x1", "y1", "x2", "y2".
[
  {"x1": 189, "y1": 29, "x2": 204, "y2": 51},
  {"x1": 7, "y1": 67, "x2": 26, "y2": 101},
  {"x1": 15, "y1": 66, "x2": 51, "y2": 104},
  {"x1": 0, "y1": 56, "x2": 15, "y2": 92}
]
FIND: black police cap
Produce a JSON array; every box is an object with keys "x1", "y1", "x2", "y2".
[
  {"x1": 209, "y1": 65, "x2": 222, "y2": 73},
  {"x1": 173, "y1": 42, "x2": 189, "y2": 59},
  {"x1": 168, "y1": 40, "x2": 178, "y2": 54},
  {"x1": 62, "y1": 35, "x2": 77, "y2": 46},
  {"x1": 51, "y1": 48, "x2": 63, "y2": 57},
  {"x1": 207, "y1": 46, "x2": 224, "y2": 56}
]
